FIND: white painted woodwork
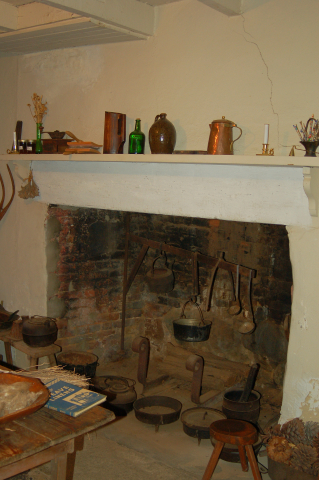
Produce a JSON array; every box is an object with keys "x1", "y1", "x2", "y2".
[
  {"x1": 7, "y1": 156, "x2": 311, "y2": 227},
  {"x1": 1, "y1": 0, "x2": 33, "y2": 5},
  {"x1": 0, "y1": 18, "x2": 144, "y2": 56},
  {"x1": 39, "y1": 0, "x2": 155, "y2": 36},
  {"x1": 197, "y1": 0, "x2": 271, "y2": 15},
  {"x1": 136, "y1": 0, "x2": 183, "y2": 5},
  {"x1": 0, "y1": 1, "x2": 18, "y2": 32},
  {"x1": 0, "y1": 0, "x2": 154, "y2": 54},
  {"x1": 5, "y1": 153, "x2": 319, "y2": 167},
  {"x1": 17, "y1": 3, "x2": 81, "y2": 30}
]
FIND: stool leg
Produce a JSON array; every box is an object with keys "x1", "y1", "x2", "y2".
[
  {"x1": 238, "y1": 445, "x2": 248, "y2": 472},
  {"x1": 29, "y1": 357, "x2": 38, "y2": 371},
  {"x1": 49, "y1": 354, "x2": 57, "y2": 367},
  {"x1": 245, "y1": 445, "x2": 262, "y2": 480},
  {"x1": 4, "y1": 342, "x2": 13, "y2": 366},
  {"x1": 202, "y1": 440, "x2": 224, "y2": 480}
]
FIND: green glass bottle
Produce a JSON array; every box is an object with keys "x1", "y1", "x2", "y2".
[
  {"x1": 129, "y1": 118, "x2": 145, "y2": 154},
  {"x1": 35, "y1": 122, "x2": 43, "y2": 154}
]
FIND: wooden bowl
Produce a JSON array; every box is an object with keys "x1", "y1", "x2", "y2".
[
  {"x1": 46, "y1": 130, "x2": 65, "y2": 139},
  {"x1": 0, "y1": 373, "x2": 49, "y2": 424}
]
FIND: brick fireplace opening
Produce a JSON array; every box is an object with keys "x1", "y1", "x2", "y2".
[{"x1": 47, "y1": 205, "x2": 292, "y2": 420}]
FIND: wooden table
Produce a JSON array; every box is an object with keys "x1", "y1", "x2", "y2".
[{"x1": 0, "y1": 404, "x2": 115, "y2": 480}]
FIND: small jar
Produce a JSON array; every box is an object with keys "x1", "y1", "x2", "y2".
[
  {"x1": 18, "y1": 140, "x2": 27, "y2": 154},
  {"x1": 26, "y1": 140, "x2": 36, "y2": 154}
]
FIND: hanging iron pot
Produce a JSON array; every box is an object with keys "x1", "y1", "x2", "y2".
[
  {"x1": 145, "y1": 252, "x2": 174, "y2": 294},
  {"x1": 173, "y1": 299, "x2": 211, "y2": 342}
]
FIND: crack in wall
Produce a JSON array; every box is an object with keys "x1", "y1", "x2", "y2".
[{"x1": 240, "y1": 15, "x2": 280, "y2": 149}]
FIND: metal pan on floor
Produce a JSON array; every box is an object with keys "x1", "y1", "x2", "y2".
[
  {"x1": 181, "y1": 407, "x2": 226, "y2": 445},
  {"x1": 133, "y1": 395, "x2": 182, "y2": 432}
]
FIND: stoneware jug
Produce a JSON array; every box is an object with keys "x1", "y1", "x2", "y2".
[
  {"x1": 207, "y1": 116, "x2": 242, "y2": 155},
  {"x1": 149, "y1": 113, "x2": 176, "y2": 154}
]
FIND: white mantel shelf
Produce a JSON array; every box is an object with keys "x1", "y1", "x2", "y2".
[
  {"x1": 1, "y1": 153, "x2": 318, "y2": 226},
  {"x1": 1, "y1": 153, "x2": 319, "y2": 167}
]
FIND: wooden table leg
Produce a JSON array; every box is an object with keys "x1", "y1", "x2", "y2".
[
  {"x1": 51, "y1": 454, "x2": 68, "y2": 480},
  {"x1": 66, "y1": 434, "x2": 85, "y2": 480},
  {"x1": 0, "y1": 439, "x2": 74, "y2": 480},
  {"x1": 4, "y1": 342, "x2": 13, "y2": 366}
]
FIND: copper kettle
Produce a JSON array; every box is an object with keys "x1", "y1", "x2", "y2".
[{"x1": 207, "y1": 116, "x2": 242, "y2": 155}]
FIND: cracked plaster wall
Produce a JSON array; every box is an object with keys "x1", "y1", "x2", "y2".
[{"x1": 1, "y1": 0, "x2": 319, "y2": 419}]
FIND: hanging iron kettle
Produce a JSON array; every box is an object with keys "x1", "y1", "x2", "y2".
[
  {"x1": 145, "y1": 252, "x2": 174, "y2": 294},
  {"x1": 207, "y1": 116, "x2": 242, "y2": 155}
]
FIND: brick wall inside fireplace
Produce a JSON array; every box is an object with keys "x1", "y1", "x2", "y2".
[{"x1": 46, "y1": 205, "x2": 292, "y2": 387}]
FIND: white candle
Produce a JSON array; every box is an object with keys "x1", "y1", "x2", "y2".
[{"x1": 264, "y1": 124, "x2": 269, "y2": 144}]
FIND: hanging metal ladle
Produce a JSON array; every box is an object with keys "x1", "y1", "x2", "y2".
[
  {"x1": 237, "y1": 270, "x2": 255, "y2": 334},
  {"x1": 228, "y1": 264, "x2": 241, "y2": 315}
]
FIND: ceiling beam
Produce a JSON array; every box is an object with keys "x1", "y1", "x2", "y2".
[
  {"x1": 0, "y1": 1, "x2": 18, "y2": 31},
  {"x1": 38, "y1": 0, "x2": 155, "y2": 36},
  {"x1": 197, "y1": 0, "x2": 242, "y2": 16},
  {"x1": 197, "y1": 0, "x2": 271, "y2": 16}
]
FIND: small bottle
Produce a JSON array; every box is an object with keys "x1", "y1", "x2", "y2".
[
  {"x1": 12, "y1": 132, "x2": 18, "y2": 153},
  {"x1": 129, "y1": 118, "x2": 145, "y2": 154}
]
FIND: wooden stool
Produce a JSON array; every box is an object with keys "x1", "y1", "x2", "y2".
[
  {"x1": 202, "y1": 419, "x2": 262, "y2": 480},
  {"x1": 4, "y1": 340, "x2": 61, "y2": 371}
]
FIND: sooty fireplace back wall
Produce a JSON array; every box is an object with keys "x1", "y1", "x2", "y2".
[{"x1": 46, "y1": 205, "x2": 292, "y2": 386}]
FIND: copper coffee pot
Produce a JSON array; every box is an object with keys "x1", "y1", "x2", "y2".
[{"x1": 207, "y1": 116, "x2": 242, "y2": 155}]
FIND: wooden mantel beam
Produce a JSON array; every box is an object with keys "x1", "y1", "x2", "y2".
[
  {"x1": 0, "y1": 1, "x2": 18, "y2": 32},
  {"x1": 38, "y1": 0, "x2": 155, "y2": 36}
]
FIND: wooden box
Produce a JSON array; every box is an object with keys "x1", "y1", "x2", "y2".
[{"x1": 42, "y1": 139, "x2": 70, "y2": 154}]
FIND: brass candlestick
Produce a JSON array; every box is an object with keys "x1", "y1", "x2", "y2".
[{"x1": 256, "y1": 143, "x2": 274, "y2": 156}]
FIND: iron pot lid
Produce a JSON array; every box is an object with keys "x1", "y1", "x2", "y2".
[{"x1": 181, "y1": 407, "x2": 226, "y2": 432}]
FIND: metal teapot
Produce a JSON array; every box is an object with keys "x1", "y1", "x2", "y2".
[
  {"x1": 207, "y1": 116, "x2": 242, "y2": 155},
  {"x1": 103, "y1": 376, "x2": 137, "y2": 413},
  {"x1": 22, "y1": 315, "x2": 58, "y2": 347}
]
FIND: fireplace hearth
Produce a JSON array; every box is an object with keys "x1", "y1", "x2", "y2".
[{"x1": 46, "y1": 206, "x2": 292, "y2": 404}]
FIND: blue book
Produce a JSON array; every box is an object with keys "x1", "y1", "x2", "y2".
[{"x1": 44, "y1": 379, "x2": 106, "y2": 417}]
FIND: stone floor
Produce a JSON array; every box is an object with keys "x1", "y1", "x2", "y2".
[
  {"x1": 13, "y1": 413, "x2": 271, "y2": 480},
  {"x1": 9, "y1": 354, "x2": 280, "y2": 480}
]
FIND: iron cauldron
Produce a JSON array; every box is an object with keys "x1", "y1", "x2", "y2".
[{"x1": 173, "y1": 299, "x2": 211, "y2": 342}]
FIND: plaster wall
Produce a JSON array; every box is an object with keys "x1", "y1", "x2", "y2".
[{"x1": 0, "y1": 0, "x2": 319, "y2": 417}]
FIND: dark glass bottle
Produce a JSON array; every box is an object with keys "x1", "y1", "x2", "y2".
[{"x1": 129, "y1": 118, "x2": 145, "y2": 154}]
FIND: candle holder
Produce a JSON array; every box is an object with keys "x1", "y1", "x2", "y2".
[{"x1": 256, "y1": 143, "x2": 274, "y2": 156}]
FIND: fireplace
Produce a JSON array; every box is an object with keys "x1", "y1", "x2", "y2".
[
  {"x1": 46, "y1": 205, "x2": 292, "y2": 403},
  {"x1": 1, "y1": 156, "x2": 317, "y2": 425}
]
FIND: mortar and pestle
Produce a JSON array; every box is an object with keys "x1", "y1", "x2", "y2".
[{"x1": 222, "y1": 363, "x2": 260, "y2": 425}]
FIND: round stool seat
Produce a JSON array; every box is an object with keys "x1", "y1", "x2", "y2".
[{"x1": 210, "y1": 419, "x2": 258, "y2": 446}]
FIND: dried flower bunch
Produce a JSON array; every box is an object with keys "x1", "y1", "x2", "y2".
[
  {"x1": 27, "y1": 93, "x2": 47, "y2": 124},
  {"x1": 263, "y1": 417, "x2": 319, "y2": 476},
  {"x1": 18, "y1": 168, "x2": 39, "y2": 199}
]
